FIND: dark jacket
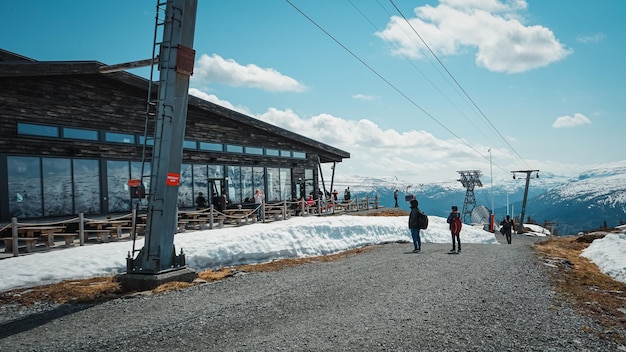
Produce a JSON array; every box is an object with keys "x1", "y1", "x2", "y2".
[
  {"x1": 500, "y1": 218, "x2": 515, "y2": 234},
  {"x1": 408, "y1": 207, "x2": 421, "y2": 229}
]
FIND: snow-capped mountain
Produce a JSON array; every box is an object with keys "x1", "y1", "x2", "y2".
[
  {"x1": 522, "y1": 164, "x2": 626, "y2": 234},
  {"x1": 326, "y1": 162, "x2": 626, "y2": 235}
]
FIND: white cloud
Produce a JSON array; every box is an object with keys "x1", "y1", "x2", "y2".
[
  {"x1": 192, "y1": 53, "x2": 307, "y2": 92},
  {"x1": 352, "y1": 94, "x2": 377, "y2": 101},
  {"x1": 188, "y1": 88, "x2": 251, "y2": 115},
  {"x1": 254, "y1": 106, "x2": 513, "y2": 183},
  {"x1": 552, "y1": 113, "x2": 592, "y2": 129},
  {"x1": 375, "y1": 0, "x2": 571, "y2": 73},
  {"x1": 576, "y1": 33, "x2": 605, "y2": 44}
]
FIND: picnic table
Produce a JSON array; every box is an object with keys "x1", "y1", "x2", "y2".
[
  {"x1": 223, "y1": 208, "x2": 256, "y2": 224},
  {"x1": 2, "y1": 225, "x2": 66, "y2": 252},
  {"x1": 85, "y1": 219, "x2": 129, "y2": 241},
  {"x1": 18, "y1": 225, "x2": 66, "y2": 247}
]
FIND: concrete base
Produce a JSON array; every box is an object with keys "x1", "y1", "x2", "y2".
[{"x1": 116, "y1": 267, "x2": 198, "y2": 292}]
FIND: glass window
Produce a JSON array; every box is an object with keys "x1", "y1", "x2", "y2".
[
  {"x1": 107, "y1": 160, "x2": 130, "y2": 213},
  {"x1": 7, "y1": 156, "x2": 43, "y2": 218},
  {"x1": 139, "y1": 135, "x2": 154, "y2": 146},
  {"x1": 253, "y1": 167, "x2": 265, "y2": 194},
  {"x1": 73, "y1": 159, "x2": 101, "y2": 214},
  {"x1": 280, "y1": 150, "x2": 291, "y2": 157},
  {"x1": 183, "y1": 140, "x2": 197, "y2": 149},
  {"x1": 177, "y1": 164, "x2": 193, "y2": 208},
  {"x1": 292, "y1": 151, "x2": 306, "y2": 159},
  {"x1": 193, "y1": 164, "x2": 208, "y2": 208},
  {"x1": 266, "y1": 149, "x2": 279, "y2": 157},
  {"x1": 199, "y1": 142, "x2": 223, "y2": 152},
  {"x1": 280, "y1": 168, "x2": 292, "y2": 201},
  {"x1": 226, "y1": 144, "x2": 243, "y2": 153},
  {"x1": 105, "y1": 132, "x2": 135, "y2": 144},
  {"x1": 208, "y1": 164, "x2": 224, "y2": 179},
  {"x1": 266, "y1": 167, "x2": 280, "y2": 202},
  {"x1": 241, "y1": 166, "x2": 253, "y2": 202},
  {"x1": 227, "y1": 165, "x2": 242, "y2": 204},
  {"x1": 63, "y1": 127, "x2": 98, "y2": 141},
  {"x1": 42, "y1": 158, "x2": 73, "y2": 216},
  {"x1": 245, "y1": 147, "x2": 263, "y2": 155},
  {"x1": 17, "y1": 123, "x2": 59, "y2": 138},
  {"x1": 305, "y1": 168, "x2": 314, "y2": 198}
]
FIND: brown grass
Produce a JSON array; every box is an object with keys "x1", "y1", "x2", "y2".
[{"x1": 533, "y1": 234, "x2": 626, "y2": 343}]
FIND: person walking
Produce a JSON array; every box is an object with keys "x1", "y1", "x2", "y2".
[
  {"x1": 408, "y1": 199, "x2": 422, "y2": 252},
  {"x1": 394, "y1": 189, "x2": 399, "y2": 208},
  {"x1": 500, "y1": 215, "x2": 515, "y2": 244},
  {"x1": 447, "y1": 205, "x2": 462, "y2": 253}
]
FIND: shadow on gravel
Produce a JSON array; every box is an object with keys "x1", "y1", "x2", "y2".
[{"x1": 0, "y1": 304, "x2": 91, "y2": 339}]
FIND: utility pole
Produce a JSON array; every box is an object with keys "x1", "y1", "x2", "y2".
[
  {"x1": 457, "y1": 170, "x2": 483, "y2": 224},
  {"x1": 489, "y1": 148, "x2": 494, "y2": 231},
  {"x1": 119, "y1": 0, "x2": 199, "y2": 291},
  {"x1": 511, "y1": 170, "x2": 539, "y2": 233}
]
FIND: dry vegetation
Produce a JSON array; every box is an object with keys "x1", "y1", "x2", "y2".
[
  {"x1": 0, "y1": 246, "x2": 376, "y2": 306},
  {"x1": 1, "y1": 209, "x2": 624, "y2": 344},
  {"x1": 533, "y1": 233, "x2": 626, "y2": 343}
]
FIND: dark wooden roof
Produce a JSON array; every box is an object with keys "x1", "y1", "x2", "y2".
[{"x1": 0, "y1": 48, "x2": 350, "y2": 163}]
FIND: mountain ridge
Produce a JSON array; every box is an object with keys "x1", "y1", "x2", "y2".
[{"x1": 324, "y1": 161, "x2": 626, "y2": 235}]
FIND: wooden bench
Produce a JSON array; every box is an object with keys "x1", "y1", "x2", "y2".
[
  {"x1": 181, "y1": 218, "x2": 210, "y2": 230},
  {"x1": 265, "y1": 209, "x2": 285, "y2": 220},
  {"x1": 42, "y1": 233, "x2": 78, "y2": 247},
  {"x1": 1, "y1": 237, "x2": 39, "y2": 253},
  {"x1": 37, "y1": 232, "x2": 78, "y2": 247},
  {"x1": 83, "y1": 229, "x2": 113, "y2": 242}
]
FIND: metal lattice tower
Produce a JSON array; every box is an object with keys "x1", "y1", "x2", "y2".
[{"x1": 457, "y1": 170, "x2": 483, "y2": 224}]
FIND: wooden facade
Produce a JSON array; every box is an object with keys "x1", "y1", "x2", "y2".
[{"x1": 0, "y1": 49, "x2": 349, "y2": 221}]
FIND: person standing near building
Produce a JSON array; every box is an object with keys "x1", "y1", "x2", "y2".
[
  {"x1": 408, "y1": 199, "x2": 422, "y2": 252},
  {"x1": 254, "y1": 189, "x2": 265, "y2": 220},
  {"x1": 195, "y1": 192, "x2": 207, "y2": 210},
  {"x1": 344, "y1": 187, "x2": 351, "y2": 201},
  {"x1": 394, "y1": 189, "x2": 399, "y2": 208},
  {"x1": 447, "y1": 205, "x2": 462, "y2": 253},
  {"x1": 500, "y1": 215, "x2": 515, "y2": 244}
]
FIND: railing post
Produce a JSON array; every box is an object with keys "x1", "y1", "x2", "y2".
[
  {"x1": 375, "y1": 194, "x2": 379, "y2": 209},
  {"x1": 11, "y1": 217, "x2": 18, "y2": 257},
  {"x1": 131, "y1": 208, "x2": 137, "y2": 238},
  {"x1": 282, "y1": 200, "x2": 287, "y2": 220},
  {"x1": 300, "y1": 198, "x2": 305, "y2": 216},
  {"x1": 261, "y1": 200, "x2": 266, "y2": 223},
  {"x1": 79, "y1": 212, "x2": 85, "y2": 246},
  {"x1": 209, "y1": 204, "x2": 214, "y2": 229}
]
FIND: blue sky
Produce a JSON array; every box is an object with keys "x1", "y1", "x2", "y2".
[{"x1": 3, "y1": 0, "x2": 625, "y2": 184}]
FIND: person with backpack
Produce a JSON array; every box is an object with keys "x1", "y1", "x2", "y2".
[
  {"x1": 447, "y1": 205, "x2": 462, "y2": 253},
  {"x1": 500, "y1": 215, "x2": 515, "y2": 244},
  {"x1": 408, "y1": 199, "x2": 427, "y2": 252}
]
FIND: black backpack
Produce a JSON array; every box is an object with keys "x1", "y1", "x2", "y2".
[{"x1": 417, "y1": 211, "x2": 429, "y2": 230}]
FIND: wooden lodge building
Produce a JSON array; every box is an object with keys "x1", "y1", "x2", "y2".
[{"x1": 0, "y1": 49, "x2": 350, "y2": 222}]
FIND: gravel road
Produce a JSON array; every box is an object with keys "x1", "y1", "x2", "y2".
[{"x1": 1, "y1": 234, "x2": 623, "y2": 351}]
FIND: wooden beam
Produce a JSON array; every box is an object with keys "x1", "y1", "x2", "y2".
[{"x1": 99, "y1": 57, "x2": 158, "y2": 74}]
